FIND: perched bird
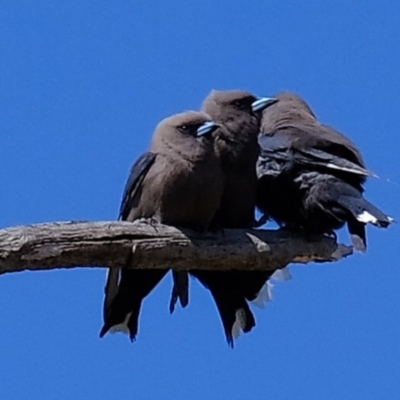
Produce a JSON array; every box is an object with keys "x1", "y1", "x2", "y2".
[
  {"x1": 186, "y1": 90, "x2": 280, "y2": 346},
  {"x1": 100, "y1": 111, "x2": 223, "y2": 341},
  {"x1": 257, "y1": 91, "x2": 392, "y2": 251}
]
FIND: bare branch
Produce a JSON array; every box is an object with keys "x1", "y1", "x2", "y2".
[{"x1": 0, "y1": 220, "x2": 353, "y2": 275}]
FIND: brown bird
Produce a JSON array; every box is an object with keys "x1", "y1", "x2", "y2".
[
  {"x1": 186, "y1": 90, "x2": 279, "y2": 346},
  {"x1": 100, "y1": 111, "x2": 223, "y2": 341},
  {"x1": 257, "y1": 91, "x2": 392, "y2": 251}
]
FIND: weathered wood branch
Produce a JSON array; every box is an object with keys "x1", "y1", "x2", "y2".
[{"x1": 0, "y1": 220, "x2": 353, "y2": 275}]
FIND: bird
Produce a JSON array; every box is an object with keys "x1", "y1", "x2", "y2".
[
  {"x1": 100, "y1": 111, "x2": 223, "y2": 341},
  {"x1": 257, "y1": 91, "x2": 392, "y2": 251},
  {"x1": 185, "y1": 90, "x2": 280, "y2": 346}
]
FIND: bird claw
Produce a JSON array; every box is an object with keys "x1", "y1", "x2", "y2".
[{"x1": 139, "y1": 217, "x2": 160, "y2": 233}]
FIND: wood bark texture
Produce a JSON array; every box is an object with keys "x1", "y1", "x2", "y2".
[{"x1": 0, "y1": 220, "x2": 353, "y2": 275}]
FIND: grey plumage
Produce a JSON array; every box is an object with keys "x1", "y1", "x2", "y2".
[
  {"x1": 257, "y1": 91, "x2": 392, "y2": 251},
  {"x1": 101, "y1": 111, "x2": 223, "y2": 341},
  {"x1": 188, "y1": 90, "x2": 278, "y2": 346}
]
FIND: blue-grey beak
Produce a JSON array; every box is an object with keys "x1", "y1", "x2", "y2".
[
  {"x1": 196, "y1": 121, "x2": 218, "y2": 137},
  {"x1": 251, "y1": 97, "x2": 278, "y2": 112}
]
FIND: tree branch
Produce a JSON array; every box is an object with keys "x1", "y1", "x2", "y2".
[{"x1": 0, "y1": 220, "x2": 352, "y2": 275}]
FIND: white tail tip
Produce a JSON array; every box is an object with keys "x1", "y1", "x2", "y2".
[
  {"x1": 108, "y1": 312, "x2": 132, "y2": 336},
  {"x1": 356, "y1": 210, "x2": 378, "y2": 224},
  {"x1": 231, "y1": 308, "x2": 247, "y2": 339}
]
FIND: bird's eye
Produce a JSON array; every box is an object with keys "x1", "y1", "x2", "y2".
[
  {"x1": 178, "y1": 124, "x2": 196, "y2": 135},
  {"x1": 233, "y1": 100, "x2": 245, "y2": 109}
]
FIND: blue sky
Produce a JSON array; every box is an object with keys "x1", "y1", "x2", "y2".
[{"x1": 0, "y1": 1, "x2": 399, "y2": 399}]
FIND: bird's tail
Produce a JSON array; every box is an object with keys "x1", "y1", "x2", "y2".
[
  {"x1": 190, "y1": 270, "x2": 273, "y2": 347},
  {"x1": 251, "y1": 267, "x2": 292, "y2": 308},
  {"x1": 100, "y1": 269, "x2": 168, "y2": 341},
  {"x1": 301, "y1": 172, "x2": 393, "y2": 252},
  {"x1": 169, "y1": 271, "x2": 189, "y2": 313},
  {"x1": 103, "y1": 267, "x2": 120, "y2": 321},
  {"x1": 337, "y1": 192, "x2": 393, "y2": 252}
]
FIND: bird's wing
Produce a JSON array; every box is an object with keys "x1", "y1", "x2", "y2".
[
  {"x1": 258, "y1": 129, "x2": 375, "y2": 178},
  {"x1": 119, "y1": 152, "x2": 157, "y2": 220},
  {"x1": 103, "y1": 152, "x2": 157, "y2": 324},
  {"x1": 257, "y1": 134, "x2": 294, "y2": 177},
  {"x1": 295, "y1": 147, "x2": 374, "y2": 177}
]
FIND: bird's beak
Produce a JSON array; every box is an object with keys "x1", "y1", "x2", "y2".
[
  {"x1": 251, "y1": 97, "x2": 279, "y2": 112},
  {"x1": 196, "y1": 121, "x2": 218, "y2": 137}
]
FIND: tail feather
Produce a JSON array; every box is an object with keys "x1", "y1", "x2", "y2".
[
  {"x1": 347, "y1": 218, "x2": 367, "y2": 252},
  {"x1": 208, "y1": 285, "x2": 255, "y2": 347},
  {"x1": 337, "y1": 190, "x2": 392, "y2": 251},
  {"x1": 190, "y1": 270, "x2": 270, "y2": 346},
  {"x1": 169, "y1": 271, "x2": 189, "y2": 314},
  {"x1": 100, "y1": 269, "x2": 168, "y2": 340},
  {"x1": 251, "y1": 281, "x2": 273, "y2": 308},
  {"x1": 230, "y1": 304, "x2": 256, "y2": 345},
  {"x1": 335, "y1": 186, "x2": 392, "y2": 229},
  {"x1": 252, "y1": 267, "x2": 292, "y2": 308},
  {"x1": 271, "y1": 266, "x2": 292, "y2": 281},
  {"x1": 301, "y1": 172, "x2": 392, "y2": 250},
  {"x1": 103, "y1": 267, "x2": 120, "y2": 321}
]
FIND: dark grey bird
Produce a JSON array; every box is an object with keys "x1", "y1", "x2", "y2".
[
  {"x1": 100, "y1": 111, "x2": 223, "y2": 341},
  {"x1": 257, "y1": 91, "x2": 392, "y2": 251},
  {"x1": 184, "y1": 90, "x2": 279, "y2": 346}
]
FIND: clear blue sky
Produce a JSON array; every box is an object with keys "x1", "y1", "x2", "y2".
[{"x1": 0, "y1": 1, "x2": 399, "y2": 399}]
